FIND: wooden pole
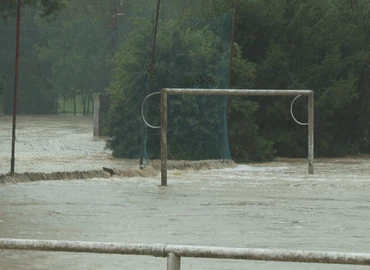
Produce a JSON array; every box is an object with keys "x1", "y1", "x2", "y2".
[
  {"x1": 10, "y1": 0, "x2": 21, "y2": 175},
  {"x1": 139, "y1": 0, "x2": 161, "y2": 169}
]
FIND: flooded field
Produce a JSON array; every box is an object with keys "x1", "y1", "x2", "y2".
[
  {"x1": 0, "y1": 115, "x2": 137, "y2": 174},
  {"x1": 1, "y1": 157, "x2": 370, "y2": 269}
]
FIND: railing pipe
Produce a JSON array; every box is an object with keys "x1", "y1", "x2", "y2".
[{"x1": 1, "y1": 239, "x2": 370, "y2": 266}]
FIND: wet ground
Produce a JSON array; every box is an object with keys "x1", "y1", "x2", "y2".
[{"x1": 1, "y1": 157, "x2": 370, "y2": 269}]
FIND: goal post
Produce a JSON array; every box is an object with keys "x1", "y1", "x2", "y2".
[{"x1": 160, "y1": 88, "x2": 314, "y2": 186}]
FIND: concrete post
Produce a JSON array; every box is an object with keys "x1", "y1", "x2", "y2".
[
  {"x1": 167, "y1": 253, "x2": 181, "y2": 270},
  {"x1": 93, "y1": 93, "x2": 100, "y2": 137}
]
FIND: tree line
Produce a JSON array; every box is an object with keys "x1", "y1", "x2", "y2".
[
  {"x1": 0, "y1": 0, "x2": 110, "y2": 114},
  {"x1": 1, "y1": 0, "x2": 370, "y2": 161}
]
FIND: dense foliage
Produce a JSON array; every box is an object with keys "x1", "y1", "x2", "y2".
[
  {"x1": 233, "y1": 0, "x2": 370, "y2": 157},
  {"x1": 2, "y1": 0, "x2": 370, "y2": 160},
  {"x1": 0, "y1": 6, "x2": 59, "y2": 114},
  {"x1": 0, "y1": 0, "x2": 63, "y2": 114},
  {"x1": 0, "y1": 0, "x2": 110, "y2": 114},
  {"x1": 107, "y1": 12, "x2": 245, "y2": 159},
  {"x1": 0, "y1": 0, "x2": 64, "y2": 23},
  {"x1": 106, "y1": 0, "x2": 370, "y2": 160}
]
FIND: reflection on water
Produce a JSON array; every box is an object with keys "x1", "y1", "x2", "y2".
[{"x1": 1, "y1": 158, "x2": 370, "y2": 269}]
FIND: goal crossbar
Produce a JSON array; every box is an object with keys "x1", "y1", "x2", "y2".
[{"x1": 160, "y1": 88, "x2": 314, "y2": 186}]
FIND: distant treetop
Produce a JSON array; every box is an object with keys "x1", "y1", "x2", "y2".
[{"x1": 1, "y1": 0, "x2": 65, "y2": 23}]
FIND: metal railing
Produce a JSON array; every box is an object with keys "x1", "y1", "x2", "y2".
[
  {"x1": 1, "y1": 239, "x2": 369, "y2": 269},
  {"x1": 160, "y1": 88, "x2": 315, "y2": 186}
]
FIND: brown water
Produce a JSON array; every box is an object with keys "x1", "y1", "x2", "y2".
[{"x1": 1, "y1": 158, "x2": 370, "y2": 269}]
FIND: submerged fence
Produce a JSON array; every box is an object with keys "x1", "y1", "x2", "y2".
[{"x1": 1, "y1": 239, "x2": 370, "y2": 269}]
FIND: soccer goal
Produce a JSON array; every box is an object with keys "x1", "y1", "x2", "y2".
[{"x1": 159, "y1": 88, "x2": 314, "y2": 186}]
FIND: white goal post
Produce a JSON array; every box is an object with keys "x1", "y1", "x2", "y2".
[{"x1": 160, "y1": 88, "x2": 314, "y2": 186}]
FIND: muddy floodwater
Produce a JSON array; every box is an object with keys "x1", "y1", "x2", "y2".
[
  {"x1": 0, "y1": 115, "x2": 136, "y2": 174},
  {"x1": 1, "y1": 157, "x2": 370, "y2": 269}
]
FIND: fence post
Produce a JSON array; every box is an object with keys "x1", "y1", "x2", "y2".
[
  {"x1": 161, "y1": 89, "x2": 168, "y2": 186},
  {"x1": 10, "y1": 0, "x2": 21, "y2": 175},
  {"x1": 93, "y1": 94, "x2": 100, "y2": 136},
  {"x1": 308, "y1": 92, "x2": 314, "y2": 174},
  {"x1": 167, "y1": 253, "x2": 180, "y2": 270}
]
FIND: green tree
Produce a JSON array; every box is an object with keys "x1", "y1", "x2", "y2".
[
  {"x1": 228, "y1": 45, "x2": 276, "y2": 162},
  {"x1": 0, "y1": 0, "x2": 64, "y2": 114},
  {"x1": 35, "y1": 17, "x2": 111, "y2": 115},
  {"x1": 0, "y1": 6, "x2": 58, "y2": 114},
  {"x1": 34, "y1": 0, "x2": 112, "y2": 115},
  {"x1": 107, "y1": 11, "x2": 246, "y2": 159},
  {"x1": 107, "y1": 1, "x2": 275, "y2": 162},
  {"x1": 229, "y1": 0, "x2": 370, "y2": 157},
  {"x1": 0, "y1": 0, "x2": 64, "y2": 23}
]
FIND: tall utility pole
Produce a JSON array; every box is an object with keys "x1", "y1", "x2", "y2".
[
  {"x1": 110, "y1": 0, "x2": 118, "y2": 59},
  {"x1": 10, "y1": 0, "x2": 21, "y2": 175},
  {"x1": 139, "y1": 0, "x2": 161, "y2": 169},
  {"x1": 228, "y1": 0, "x2": 237, "y2": 89}
]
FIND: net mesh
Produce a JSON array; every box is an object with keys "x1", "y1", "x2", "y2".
[
  {"x1": 110, "y1": 0, "x2": 233, "y2": 163},
  {"x1": 152, "y1": 0, "x2": 233, "y2": 161},
  {"x1": 0, "y1": 0, "x2": 233, "y2": 174}
]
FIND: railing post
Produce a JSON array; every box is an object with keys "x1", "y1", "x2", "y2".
[
  {"x1": 167, "y1": 253, "x2": 181, "y2": 270},
  {"x1": 161, "y1": 89, "x2": 168, "y2": 186},
  {"x1": 308, "y1": 91, "x2": 314, "y2": 174}
]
